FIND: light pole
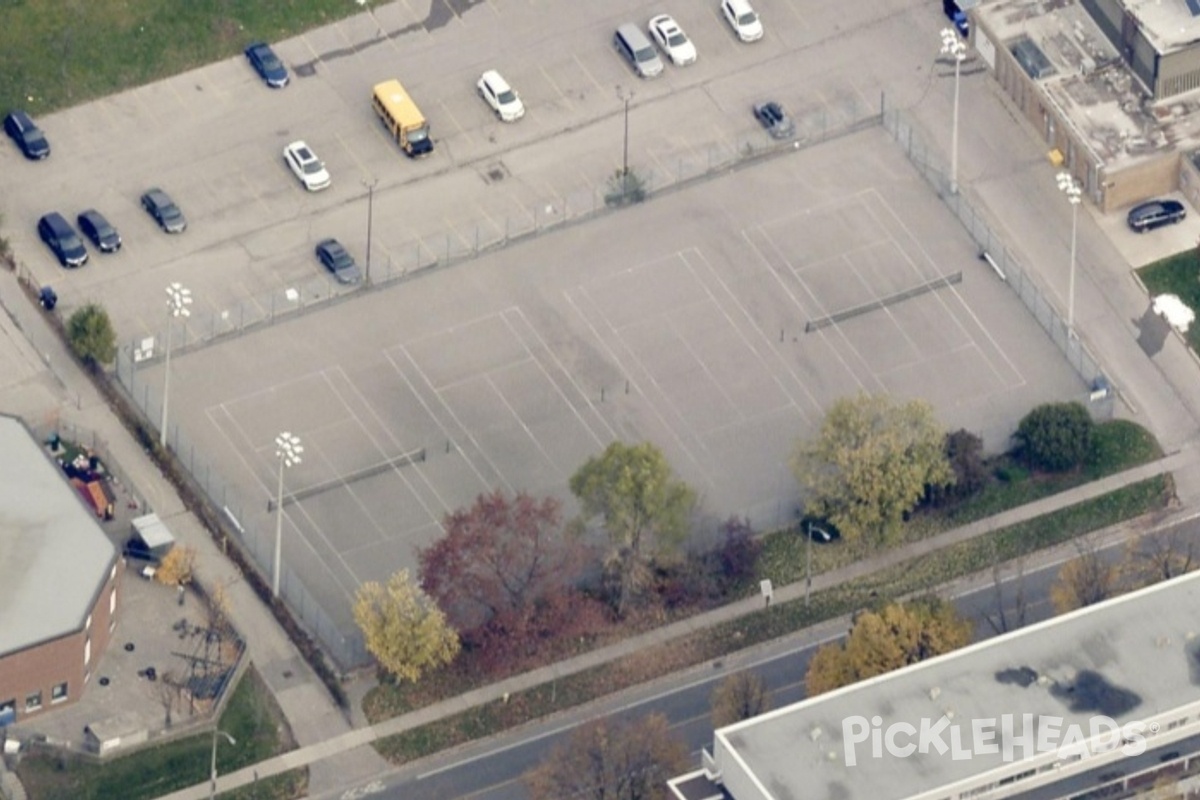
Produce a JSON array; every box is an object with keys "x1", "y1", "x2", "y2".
[
  {"x1": 209, "y1": 728, "x2": 236, "y2": 800},
  {"x1": 1056, "y1": 171, "x2": 1082, "y2": 337},
  {"x1": 616, "y1": 87, "x2": 634, "y2": 191},
  {"x1": 940, "y1": 29, "x2": 966, "y2": 195},
  {"x1": 362, "y1": 177, "x2": 378, "y2": 286},
  {"x1": 272, "y1": 432, "x2": 303, "y2": 598},
  {"x1": 160, "y1": 283, "x2": 192, "y2": 448}
]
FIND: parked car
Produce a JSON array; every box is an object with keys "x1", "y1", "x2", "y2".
[
  {"x1": 140, "y1": 188, "x2": 187, "y2": 233},
  {"x1": 1127, "y1": 199, "x2": 1186, "y2": 233},
  {"x1": 37, "y1": 213, "x2": 88, "y2": 268},
  {"x1": 244, "y1": 42, "x2": 289, "y2": 88},
  {"x1": 4, "y1": 110, "x2": 49, "y2": 159},
  {"x1": 284, "y1": 140, "x2": 331, "y2": 191},
  {"x1": 614, "y1": 23, "x2": 664, "y2": 78},
  {"x1": 76, "y1": 209, "x2": 122, "y2": 253},
  {"x1": 649, "y1": 15, "x2": 697, "y2": 66},
  {"x1": 722, "y1": 0, "x2": 764, "y2": 42},
  {"x1": 943, "y1": 0, "x2": 969, "y2": 37},
  {"x1": 315, "y1": 239, "x2": 362, "y2": 284},
  {"x1": 754, "y1": 101, "x2": 795, "y2": 139},
  {"x1": 477, "y1": 70, "x2": 525, "y2": 122}
]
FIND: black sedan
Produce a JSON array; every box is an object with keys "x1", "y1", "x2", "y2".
[
  {"x1": 753, "y1": 101, "x2": 796, "y2": 140},
  {"x1": 245, "y1": 42, "x2": 289, "y2": 88},
  {"x1": 140, "y1": 188, "x2": 187, "y2": 233},
  {"x1": 77, "y1": 209, "x2": 122, "y2": 252},
  {"x1": 315, "y1": 239, "x2": 362, "y2": 285}
]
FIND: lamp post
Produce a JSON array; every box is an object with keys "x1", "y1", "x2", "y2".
[
  {"x1": 616, "y1": 87, "x2": 634, "y2": 191},
  {"x1": 209, "y1": 728, "x2": 236, "y2": 800},
  {"x1": 160, "y1": 283, "x2": 192, "y2": 448},
  {"x1": 1056, "y1": 171, "x2": 1082, "y2": 337},
  {"x1": 272, "y1": 432, "x2": 303, "y2": 598},
  {"x1": 940, "y1": 29, "x2": 967, "y2": 195},
  {"x1": 362, "y1": 177, "x2": 378, "y2": 286}
]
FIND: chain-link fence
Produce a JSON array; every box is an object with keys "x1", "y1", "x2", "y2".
[
  {"x1": 882, "y1": 105, "x2": 1114, "y2": 418},
  {"x1": 110, "y1": 94, "x2": 886, "y2": 669}
]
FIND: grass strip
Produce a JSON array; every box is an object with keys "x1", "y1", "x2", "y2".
[
  {"x1": 16, "y1": 666, "x2": 302, "y2": 800},
  {"x1": 372, "y1": 475, "x2": 1171, "y2": 765},
  {"x1": 218, "y1": 768, "x2": 308, "y2": 800}
]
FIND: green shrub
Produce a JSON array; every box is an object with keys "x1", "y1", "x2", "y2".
[{"x1": 1015, "y1": 402, "x2": 1094, "y2": 472}]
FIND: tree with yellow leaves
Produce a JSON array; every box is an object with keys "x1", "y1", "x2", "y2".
[
  {"x1": 353, "y1": 570, "x2": 460, "y2": 683},
  {"x1": 792, "y1": 393, "x2": 952, "y2": 545},
  {"x1": 154, "y1": 545, "x2": 196, "y2": 587},
  {"x1": 805, "y1": 597, "x2": 972, "y2": 696}
]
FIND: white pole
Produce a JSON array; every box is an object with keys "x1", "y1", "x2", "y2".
[
  {"x1": 159, "y1": 317, "x2": 173, "y2": 448},
  {"x1": 272, "y1": 453, "x2": 284, "y2": 598}
]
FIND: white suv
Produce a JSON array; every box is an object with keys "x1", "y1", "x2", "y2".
[
  {"x1": 722, "y1": 0, "x2": 764, "y2": 42},
  {"x1": 283, "y1": 140, "x2": 331, "y2": 191}
]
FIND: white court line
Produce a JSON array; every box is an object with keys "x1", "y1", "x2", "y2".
[
  {"x1": 563, "y1": 284, "x2": 705, "y2": 472},
  {"x1": 483, "y1": 372, "x2": 559, "y2": 469},
  {"x1": 316, "y1": 368, "x2": 428, "y2": 547},
  {"x1": 216, "y1": 371, "x2": 371, "y2": 586},
  {"x1": 864, "y1": 188, "x2": 1025, "y2": 388},
  {"x1": 742, "y1": 222, "x2": 876, "y2": 393},
  {"x1": 681, "y1": 248, "x2": 817, "y2": 426},
  {"x1": 384, "y1": 344, "x2": 510, "y2": 494},
  {"x1": 500, "y1": 308, "x2": 614, "y2": 447}
]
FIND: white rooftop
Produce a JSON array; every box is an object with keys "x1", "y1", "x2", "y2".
[
  {"x1": 0, "y1": 416, "x2": 117, "y2": 656},
  {"x1": 1124, "y1": 0, "x2": 1200, "y2": 55},
  {"x1": 715, "y1": 570, "x2": 1200, "y2": 800}
]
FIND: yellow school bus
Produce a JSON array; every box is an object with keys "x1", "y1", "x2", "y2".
[{"x1": 371, "y1": 80, "x2": 433, "y2": 157}]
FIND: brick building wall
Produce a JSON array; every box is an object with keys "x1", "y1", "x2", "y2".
[{"x1": 0, "y1": 557, "x2": 122, "y2": 723}]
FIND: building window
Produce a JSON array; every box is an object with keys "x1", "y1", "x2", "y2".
[
  {"x1": 25, "y1": 692, "x2": 41, "y2": 712},
  {"x1": 86, "y1": 613, "x2": 93, "y2": 631},
  {"x1": 110, "y1": 563, "x2": 117, "y2": 581},
  {"x1": 84, "y1": 637, "x2": 92, "y2": 666},
  {"x1": 51, "y1": 683, "x2": 68, "y2": 703},
  {"x1": 110, "y1": 587, "x2": 117, "y2": 615},
  {"x1": 0, "y1": 700, "x2": 14, "y2": 721}
]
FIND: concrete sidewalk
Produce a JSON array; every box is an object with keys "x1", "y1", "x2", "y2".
[{"x1": 151, "y1": 446, "x2": 1194, "y2": 800}]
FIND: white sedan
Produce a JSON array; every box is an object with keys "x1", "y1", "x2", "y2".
[
  {"x1": 476, "y1": 70, "x2": 525, "y2": 122},
  {"x1": 649, "y1": 15, "x2": 697, "y2": 65},
  {"x1": 283, "y1": 140, "x2": 331, "y2": 191}
]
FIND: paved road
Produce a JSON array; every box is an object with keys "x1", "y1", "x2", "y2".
[{"x1": 308, "y1": 519, "x2": 1199, "y2": 800}]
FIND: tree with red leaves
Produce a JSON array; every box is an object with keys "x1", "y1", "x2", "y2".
[{"x1": 419, "y1": 490, "x2": 601, "y2": 671}]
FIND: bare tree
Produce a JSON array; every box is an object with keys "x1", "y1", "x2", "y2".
[
  {"x1": 1124, "y1": 530, "x2": 1199, "y2": 589},
  {"x1": 1050, "y1": 537, "x2": 1121, "y2": 614},
  {"x1": 984, "y1": 555, "x2": 1028, "y2": 636},
  {"x1": 711, "y1": 672, "x2": 771, "y2": 729}
]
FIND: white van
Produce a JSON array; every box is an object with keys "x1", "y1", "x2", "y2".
[{"x1": 614, "y1": 23, "x2": 664, "y2": 78}]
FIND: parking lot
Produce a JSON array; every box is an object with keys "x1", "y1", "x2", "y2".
[
  {"x1": 1, "y1": 0, "x2": 915, "y2": 343},
  {"x1": 0, "y1": 0, "x2": 1092, "y2": 664}
]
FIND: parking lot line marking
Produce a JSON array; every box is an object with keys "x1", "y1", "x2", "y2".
[
  {"x1": 538, "y1": 65, "x2": 574, "y2": 109},
  {"x1": 385, "y1": 344, "x2": 512, "y2": 493},
  {"x1": 572, "y1": 53, "x2": 606, "y2": 96},
  {"x1": 501, "y1": 309, "x2": 614, "y2": 446},
  {"x1": 437, "y1": 99, "x2": 472, "y2": 142},
  {"x1": 334, "y1": 131, "x2": 372, "y2": 180}
]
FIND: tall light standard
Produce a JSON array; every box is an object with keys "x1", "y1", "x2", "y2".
[
  {"x1": 1056, "y1": 171, "x2": 1082, "y2": 337},
  {"x1": 209, "y1": 728, "x2": 236, "y2": 800},
  {"x1": 940, "y1": 28, "x2": 967, "y2": 195},
  {"x1": 362, "y1": 177, "x2": 378, "y2": 286},
  {"x1": 616, "y1": 87, "x2": 634, "y2": 191},
  {"x1": 272, "y1": 432, "x2": 303, "y2": 598},
  {"x1": 160, "y1": 283, "x2": 192, "y2": 448}
]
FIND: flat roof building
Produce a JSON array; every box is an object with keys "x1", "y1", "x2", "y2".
[
  {"x1": 0, "y1": 415, "x2": 121, "y2": 724},
  {"x1": 673, "y1": 568, "x2": 1200, "y2": 800}
]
